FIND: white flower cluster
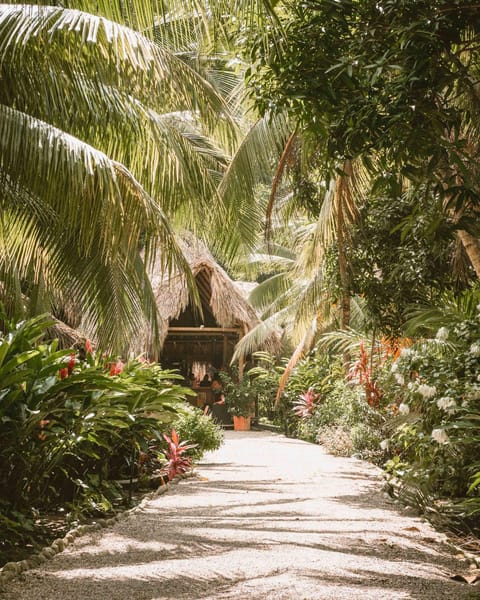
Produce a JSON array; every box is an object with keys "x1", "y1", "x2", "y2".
[
  {"x1": 400, "y1": 348, "x2": 413, "y2": 358},
  {"x1": 431, "y1": 428, "x2": 449, "y2": 444},
  {"x1": 436, "y1": 327, "x2": 449, "y2": 341},
  {"x1": 470, "y1": 343, "x2": 480, "y2": 357},
  {"x1": 398, "y1": 403, "x2": 410, "y2": 415},
  {"x1": 418, "y1": 384, "x2": 436, "y2": 399},
  {"x1": 436, "y1": 397, "x2": 457, "y2": 414},
  {"x1": 394, "y1": 373, "x2": 405, "y2": 385}
]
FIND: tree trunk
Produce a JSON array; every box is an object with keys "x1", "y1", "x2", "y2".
[
  {"x1": 336, "y1": 161, "x2": 353, "y2": 330},
  {"x1": 457, "y1": 229, "x2": 480, "y2": 278}
]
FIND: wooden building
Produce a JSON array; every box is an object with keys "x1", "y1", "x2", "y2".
[{"x1": 143, "y1": 235, "x2": 276, "y2": 378}]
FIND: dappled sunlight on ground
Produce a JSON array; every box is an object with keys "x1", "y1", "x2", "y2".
[{"x1": 1, "y1": 431, "x2": 478, "y2": 599}]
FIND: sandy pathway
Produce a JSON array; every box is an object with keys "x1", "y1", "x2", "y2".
[{"x1": 1, "y1": 430, "x2": 479, "y2": 599}]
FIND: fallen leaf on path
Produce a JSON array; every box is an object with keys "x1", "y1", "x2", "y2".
[{"x1": 402, "y1": 526, "x2": 420, "y2": 532}]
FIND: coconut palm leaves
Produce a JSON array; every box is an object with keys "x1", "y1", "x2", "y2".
[
  {"x1": 0, "y1": 2, "x2": 243, "y2": 351},
  {"x1": 217, "y1": 112, "x2": 293, "y2": 260}
]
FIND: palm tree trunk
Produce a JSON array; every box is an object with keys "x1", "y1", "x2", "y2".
[
  {"x1": 457, "y1": 229, "x2": 480, "y2": 278},
  {"x1": 337, "y1": 208, "x2": 351, "y2": 329},
  {"x1": 336, "y1": 160, "x2": 353, "y2": 329}
]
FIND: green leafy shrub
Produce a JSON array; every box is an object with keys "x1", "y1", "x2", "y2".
[
  {"x1": 247, "y1": 352, "x2": 284, "y2": 423},
  {"x1": 279, "y1": 352, "x2": 333, "y2": 436},
  {"x1": 0, "y1": 314, "x2": 190, "y2": 557},
  {"x1": 170, "y1": 406, "x2": 223, "y2": 461},
  {"x1": 381, "y1": 293, "x2": 480, "y2": 512},
  {"x1": 220, "y1": 368, "x2": 256, "y2": 417},
  {"x1": 284, "y1": 353, "x2": 386, "y2": 459}
]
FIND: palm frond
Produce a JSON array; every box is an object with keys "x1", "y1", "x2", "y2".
[
  {"x1": 0, "y1": 105, "x2": 199, "y2": 350},
  {"x1": 274, "y1": 316, "x2": 318, "y2": 406},
  {"x1": 316, "y1": 327, "x2": 368, "y2": 357},
  {"x1": 216, "y1": 112, "x2": 292, "y2": 261},
  {"x1": 404, "y1": 288, "x2": 480, "y2": 337},
  {"x1": 0, "y1": 5, "x2": 231, "y2": 133},
  {"x1": 248, "y1": 272, "x2": 292, "y2": 314},
  {"x1": 231, "y1": 307, "x2": 287, "y2": 363}
]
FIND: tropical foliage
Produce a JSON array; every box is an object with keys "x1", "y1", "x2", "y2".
[
  {"x1": 0, "y1": 0, "x2": 275, "y2": 352},
  {"x1": 0, "y1": 314, "x2": 192, "y2": 559},
  {"x1": 221, "y1": 368, "x2": 256, "y2": 417},
  {"x1": 3, "y1": 0, "x2": 480, "y2": 555},
  {"x1": 382, "y1": 290, "x2": 480, "y2": 521},
  {"x1": 160, "y1": 429, "x2": 196, "y2": 481},
  {"x1": 170, "y1": 406, "x2": 224, "y2": 461}
]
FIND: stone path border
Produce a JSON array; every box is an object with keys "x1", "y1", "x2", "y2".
[{"x1": 0, "y1": 473, "x2": 193, "y2": 589}]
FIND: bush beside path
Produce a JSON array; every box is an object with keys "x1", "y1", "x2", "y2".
[{"x1": 1, "y1": 431, "x2": 478, "y2": 599}]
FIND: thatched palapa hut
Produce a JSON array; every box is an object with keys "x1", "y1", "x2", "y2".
[{"x1": 146, "y1": 236, "x2": 272, "y2": 377}]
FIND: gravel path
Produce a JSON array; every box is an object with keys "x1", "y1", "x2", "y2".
[{"x1": 1, "y1": 430, "x2": 479, "y2": 599}]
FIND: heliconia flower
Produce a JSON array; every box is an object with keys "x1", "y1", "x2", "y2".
[
  {"x1": 85, "y1": 339, "x2": 93, "y2": 354},
  {"x1": 418, "y1": 384, "x2": 436, "y2": 399},
  {"x1": 59, "y1": 367, "x2": 68, "y2": 379},
  {"x1": 67, "y1": 353, "x2": 76, "y2": 375},
  {"x1": 431, "y1": 428, "x2": 449, "y2": 444},
  {"x1": 109, "y1": 360, "x2": 124, "y2": 376}
]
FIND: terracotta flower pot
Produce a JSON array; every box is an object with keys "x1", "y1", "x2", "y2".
[{"x1": 233, "y1": 415, "x2": 251, "y2": 431}]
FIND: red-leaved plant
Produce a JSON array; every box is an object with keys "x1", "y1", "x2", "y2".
[
  {"x1": 347, "y1": 341, "x2": 383, "y2": 407},
  {"x1": 160, "y1": 429, "x2": 197, "y2": 481},
  {"x1": 292, "y1": 388, "x2": 320, "y2": 419}
]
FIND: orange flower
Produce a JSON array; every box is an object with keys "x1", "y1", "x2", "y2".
[{"x1": 85, "y1": 339, "x2": 93, "y2": 354}]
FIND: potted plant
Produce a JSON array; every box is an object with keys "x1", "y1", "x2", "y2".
[{"x1": 220, "y1": 370, "x2": 254, "y2": 431}]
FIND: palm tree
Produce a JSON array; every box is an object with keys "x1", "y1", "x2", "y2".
[{"x1": 0, "y1": 1, "x2": 243, "y2": 351}]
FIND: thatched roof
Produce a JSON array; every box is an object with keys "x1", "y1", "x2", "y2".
[
  {"x1": 140, "y1": 235, "x2": 278, "y2": 356},
  {"x1": 149, "y1": 236, "x2": 257, "y2": 342}
]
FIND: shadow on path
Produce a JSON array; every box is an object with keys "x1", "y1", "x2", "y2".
[{"x1": 1, "y1": 431, "x2": 478, "y2": 599}]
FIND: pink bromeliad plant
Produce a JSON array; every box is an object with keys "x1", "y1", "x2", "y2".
[
  {"x1": 161, "y1": 429, "x2": 197, "y2": 481},
  {"x1": 292, "y1": 388, "x2": 320, "y2": 419}
]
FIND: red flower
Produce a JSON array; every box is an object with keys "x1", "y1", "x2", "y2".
[
  {"x1": 109, "y1": 360, "x2": 124, "y2": 376},
  {"x1": 59, "y1": 367, "x2": 68, "y2": 379},
  {"x1": 85, "y1": 339, "x2": 93, "y2": 354},
  {"x1": 67, "y1": 354, "x2": 76, "y2": 375}
]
